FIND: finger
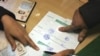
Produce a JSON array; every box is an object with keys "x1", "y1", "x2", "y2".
[
  {"x1": 25, "y1": 35, "x2": 39, "y2": 51},
  {"x1": 78, "y1": 28, "x2": 87, "y2": 42},
  {"x1": 52, "y1": 49, "x2": 74, "y2": 56},
  {"x1": 14, "y1": 33, "x2": 28, "y2": 45},
  {"x1": 18, "y1": 37, "x2": 28, "y2": 46},
  {"x1": 5, "y1": 33, "x2": 16, "y2": 51},
  {"x1": 59, "y1": 25, "x2": 76, "y2": 32},
  {"x1": 61, "y1": 49, "x2": 74, "y2": 56}
]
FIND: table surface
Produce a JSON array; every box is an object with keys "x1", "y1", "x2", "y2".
[{"x1": 26, "y1": 0, "x2": 82, "y2": 32}]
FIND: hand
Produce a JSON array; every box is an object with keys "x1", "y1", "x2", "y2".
[
  {"x1": 1, "y1": 15, "x2": 39, "y2": 51},
  {"x1": 59, "y1": 9, "x2": 88, "y2": 42},
  {"x1": 52, "y1": 49, "x2": 74, "y2": 56}
]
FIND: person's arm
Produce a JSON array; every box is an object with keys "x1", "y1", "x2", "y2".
[
  {"x1": 54, "y1": 0, "x2": 100, "y2": 56},
  {"x1": 79, "y1": 0, "x2": 100, "y2": 29},
  {"x1": 0, "y1": 6, "x2": 16, "y2": 30},
  {"x1": 0, "y1": 6, "x2": 39, "y2": 51}
]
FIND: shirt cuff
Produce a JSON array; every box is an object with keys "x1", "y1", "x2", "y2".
[{"x1": 0, "y1": 6, "x2": 16, "y2": 30}]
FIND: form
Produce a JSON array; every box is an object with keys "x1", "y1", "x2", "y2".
[{"x1": 27, "y1": 11, "x2": 79, "y2": 56}]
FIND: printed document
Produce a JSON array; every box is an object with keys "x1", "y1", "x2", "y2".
[{"x1": 27, "y1": 11, "x2": 79, "y2": 56}]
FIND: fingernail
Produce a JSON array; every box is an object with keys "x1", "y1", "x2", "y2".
[
  {"x1": 58, "y1": 27, "x2": 63, "y2": 31},
  {"x1": 35, "y1": 47, "x2": 40, "y2": 51},
  {"x1": 79, "y1": 37, "x2": 83, "y2": 42},
  {"x1": 59, "y1": 27, "x2": 65, "y2": 32},
  {"x1": 12, "y1": 47, "x2": 15, "y2": 51},
  {"x1": 12, "y1": 45, "x2": 16, "y2": 51}
]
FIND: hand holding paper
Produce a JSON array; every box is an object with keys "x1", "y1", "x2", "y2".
[{"x1": 28, "y1": 11, "x2": 79, "y2": 56}]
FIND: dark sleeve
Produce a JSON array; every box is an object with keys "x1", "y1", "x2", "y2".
[
  {"x1": 79, "y1": 0, "x2": 100, "y2": 29},
  {"x1": 0, "y1": 6, "x2": 16, "y2": 30}
]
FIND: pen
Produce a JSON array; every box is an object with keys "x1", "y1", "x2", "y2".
[
  {"x1": 44, "y1": 51, "x2": 77, "y2": 56},
  {"x1": 44, "y1": 51, "x2": 56, "y2": 55}
]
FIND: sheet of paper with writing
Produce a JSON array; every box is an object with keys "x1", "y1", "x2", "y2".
[{"x1": 27, "y1": 11, "x2": 79, "y2": 56}]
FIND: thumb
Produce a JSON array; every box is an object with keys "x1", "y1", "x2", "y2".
[
  {"x1": 59, "y1": 25, "x2": 75, "y2": 32},
  {"x1": 61, "y1": 49, "x2": 74, "y2": 56},
  {"x1": 52, "y1": 49, "x2": 74, "y2": 56},
  {"x1": 78, "y1": 28, "x2": 87, "y2": 42}
]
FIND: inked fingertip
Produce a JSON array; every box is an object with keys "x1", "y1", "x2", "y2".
[
  {"x1": 58, "y1": 27, "x2": 65, "y2": 31},
  {"x1": 35, "y1": 47, "x2": 40, "y2": 51},
  {"x1": 78, "y1": 37, "x2": 84, "y2": 43}
]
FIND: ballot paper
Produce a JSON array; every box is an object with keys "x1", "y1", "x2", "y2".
[{"x1": 27, "y1": 11, "x2": 79, "y2": 56}]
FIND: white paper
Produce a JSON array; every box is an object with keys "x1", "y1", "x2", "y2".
[{"x1": 27, "y1": 11, "x2": 79, "y2": 56}]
